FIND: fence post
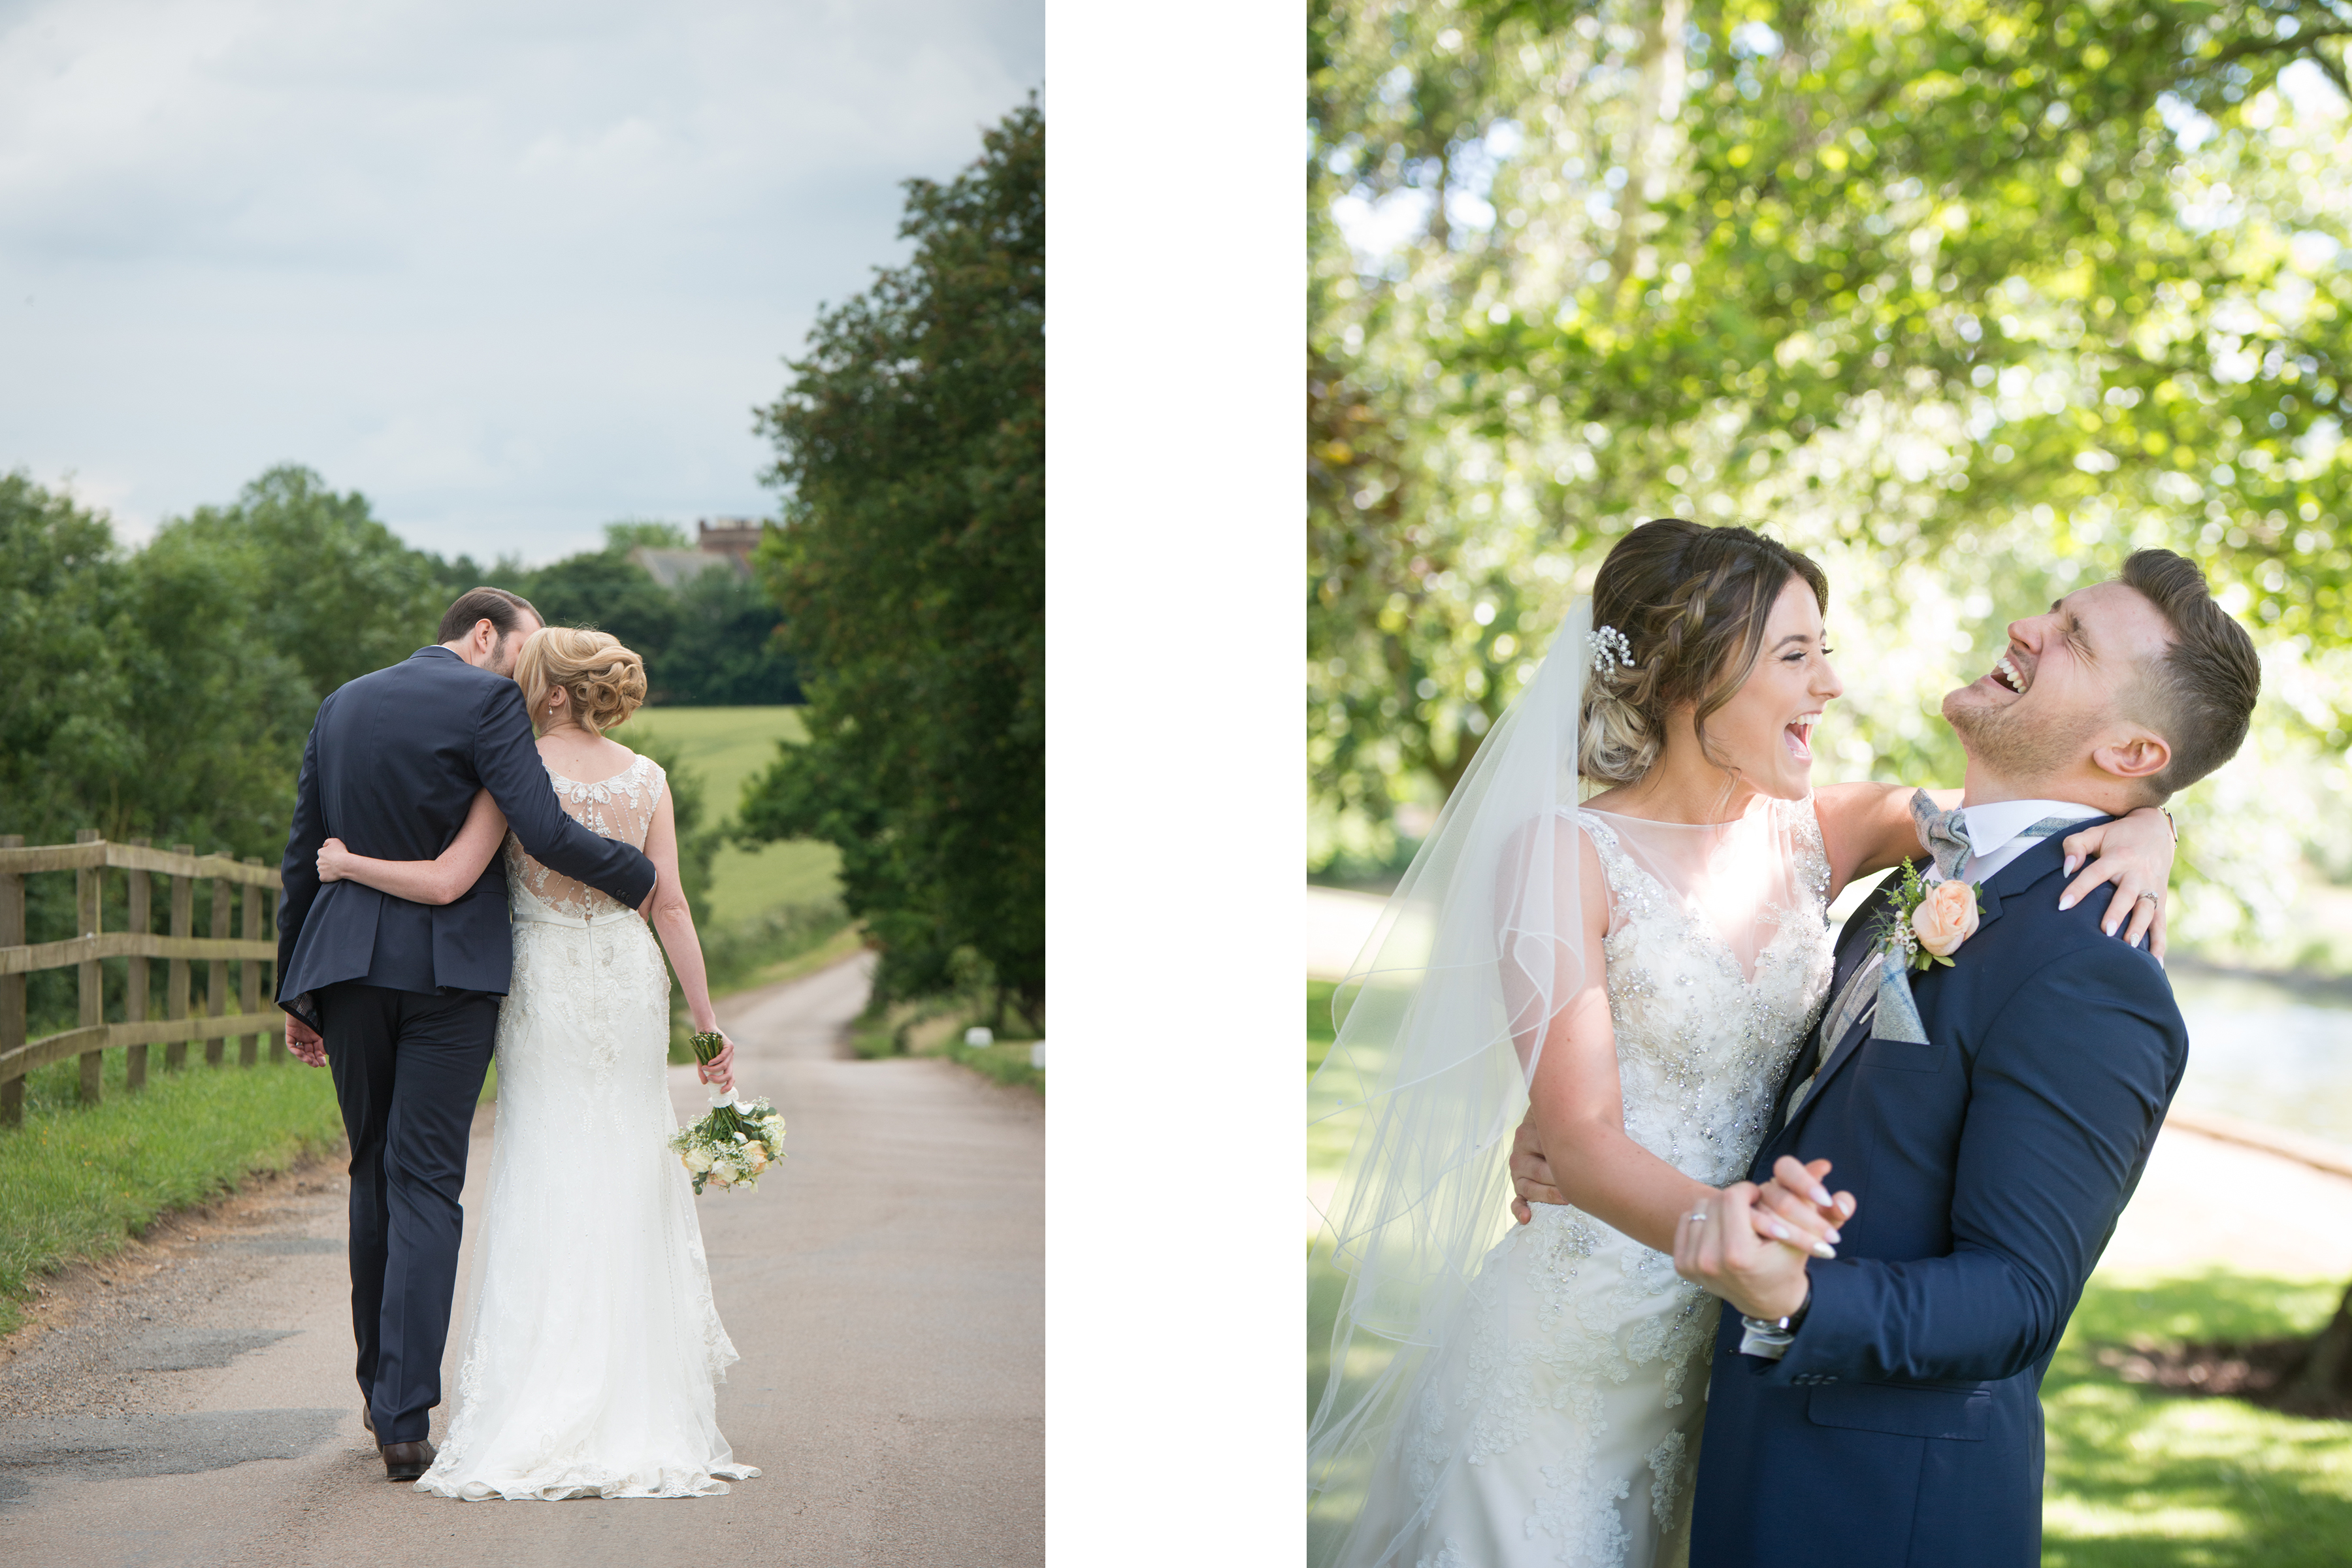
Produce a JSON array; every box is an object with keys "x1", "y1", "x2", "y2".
[
  {"x1": 206, "y1": 865, "x2": 231, "y2": 1067},
  {"x1": 240, "y1": 862, "x2": 263, "y2": 1066},
  {"x1": 76, "y1": 829, "x2": 103, "y2": 1103},
  {"x1": 126, "y1": 840, "x2": 152, "y2": 1092},
  {"x1": 166, "y1": 845, "x2": 193, "y2": 1071},
  {"x1": 1, "y1": 834, "x2": 23, "y2": 1126},
  {"x1": 265, "y1": 878, "x2": 283, "y2": 1062}
]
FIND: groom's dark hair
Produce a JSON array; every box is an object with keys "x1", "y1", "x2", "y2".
[
  {"x1": 437, "y1": 586, "x2": 541, "y2": 645},
  {"x1": 2119, "y1": 549, "x2": 2260, "y2": 798}
]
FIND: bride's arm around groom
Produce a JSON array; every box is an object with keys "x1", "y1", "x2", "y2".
[{"x1": 275, "y1": 607, "x2": 656, "y2": 1055}]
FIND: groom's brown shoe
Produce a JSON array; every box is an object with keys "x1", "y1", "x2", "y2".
[{"x1": 380, "y1": 1440, "x2": 434, "y2": 1481}]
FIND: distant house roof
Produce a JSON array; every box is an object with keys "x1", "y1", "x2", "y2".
[
  {"x1": 623, "y1": 517, "x2": 766, "y2": 591},
  {"x1": 696, "y1": 518, "x2": 764, "y2": 563}
]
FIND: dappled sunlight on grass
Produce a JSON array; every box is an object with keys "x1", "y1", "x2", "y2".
[{"x1": 2042, "y1": 1269, "x2": 2352, "y2": 1566}]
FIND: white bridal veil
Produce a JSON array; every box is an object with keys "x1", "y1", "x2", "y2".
[{"x1": 1307, "y1": 598, "x2": 1597, "y2": 1561}]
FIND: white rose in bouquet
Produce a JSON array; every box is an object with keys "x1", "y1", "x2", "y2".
[{"x1": 684, "y1": 1147, "x2": 714, "y2": 1175}]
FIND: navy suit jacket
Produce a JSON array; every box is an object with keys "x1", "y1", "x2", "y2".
[
  {"x1": 1689, "y1": 826, "x2": 2187, "y2": 1568},
  {"x1": 275, "y1": 647, "x2": 658, "y2": 1022}
]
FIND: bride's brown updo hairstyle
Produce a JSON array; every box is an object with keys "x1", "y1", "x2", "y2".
[
  {"x1": 515, "y1": 627, "x2": 649, "y2": 736},
  {"x1": 1578, "y1": 519, "x2": 1830, "y2": 785}
]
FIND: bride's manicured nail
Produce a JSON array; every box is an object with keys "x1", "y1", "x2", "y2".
[
  {"x1": 1823, "y1": 1228, "x2": 1840, "y2": 1245},
  {"x1": 2064, "y1": 857, "x2": 2080, "y2": 875},
  {"x1": 1812, "y1": 1242, "x2": 1837, "y2": 1260},
  {"x1": 1771, "y1": 1221, "x2": 1792, "y2": 1241},
  {"x1": 2058, "y1": 893, "x2": 2076, "y2": 909},
  {"x1": 1808, "y1": 1186, "x2": 1833, "y2": 1208}
]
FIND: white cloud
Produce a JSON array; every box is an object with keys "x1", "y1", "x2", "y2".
[{"x1": 0, "y1": 0, "x2": 1041, "y2": 562}]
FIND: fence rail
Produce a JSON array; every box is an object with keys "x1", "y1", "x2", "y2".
[{"x1": 0, "y1": 832, "x2": 284, "y2": 1126}]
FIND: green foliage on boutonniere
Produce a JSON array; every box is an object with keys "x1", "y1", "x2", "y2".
[{"x1": 1872, "y1": 861, "x2": 1989, "y2": 973}]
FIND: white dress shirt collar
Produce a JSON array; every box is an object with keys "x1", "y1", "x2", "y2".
[{"x1": 1959, "y1": 798, "x2": 2104, "y2": 883}]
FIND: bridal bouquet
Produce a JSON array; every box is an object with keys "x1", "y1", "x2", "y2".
[{"x1": 670, "y1": 1031, "x2": 787, "y2": 1195}]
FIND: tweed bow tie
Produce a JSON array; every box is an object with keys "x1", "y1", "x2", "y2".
[{"x1": 1912, "y1": 792, "x2": 1975, "y2": 880}]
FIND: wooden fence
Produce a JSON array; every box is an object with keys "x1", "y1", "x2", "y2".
[{"x1": 0, "y1": 832, "x2": 284, "y2": 1127}]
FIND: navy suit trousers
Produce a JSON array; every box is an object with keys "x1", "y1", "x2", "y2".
[{"x1": 319, "y1": 982, "x2": 501, "y2": 1445}]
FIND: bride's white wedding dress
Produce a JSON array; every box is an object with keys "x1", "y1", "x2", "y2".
[
  {"x1": 417, "y1": 752, "x2": 758, "y2": 1501},
  {"x1": 1346, "y1": 796, "x2": 1833, "y2": 1568}
]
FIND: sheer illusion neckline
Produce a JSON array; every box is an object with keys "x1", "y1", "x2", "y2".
[
  {"x1": 542, "y1": 753, "x2": 649, "y2": 791},
  {"x1": 1580, "y1": 795, "x2": 1780, "y2": 832},
  {"x1": 1578, "y1": 798, "x2": 1825, "y2": 989}
]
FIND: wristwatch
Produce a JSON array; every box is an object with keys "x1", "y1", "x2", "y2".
[{"x1": 1738, "y1": 1286, "x2": 1812, "y2": 1356}]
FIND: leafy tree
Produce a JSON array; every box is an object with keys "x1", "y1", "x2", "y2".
[
  {"x1": 1310, "y1": 0, "x2": 2352, "y2": 902},
  {"x1": 740, "y1": 99, "x2": 1043, "y2": 1024},
  {"x1": 518, "y1": 542, "x2": 685, "y2": 684},
  {"x1": 0, "y1": 473, "x2": 136, "y2": 851},
  {"x1": 164, "y1": 465, "x2": 446, "y2": 701},
  {"x1": 117, "y1": 522, "x2": 318, "y2": 858},
  {"x1": 666, "y1": 564, "x2": 804, "y2": 705},
  {"x1": 1313, "y1": 0, "x2": 2352, "y2": 1420},
  {"x1": 602, "y1": 519, "x2": 691, "y2": 550},
  {"x1": 512, "y1": 526, "x2": 802, "y2": 707}
]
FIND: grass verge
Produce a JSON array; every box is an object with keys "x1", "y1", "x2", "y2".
[
  {"x1": 849, "y1": 996, "x2": 1044, "y2": 1095},
  {"x1": 0, "y1": 1049, "x2": 345, "y2": 1336}
]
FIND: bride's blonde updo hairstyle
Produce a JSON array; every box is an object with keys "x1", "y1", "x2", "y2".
[
  {"x1": 1578, "y1": 519, "x2": 1829, "y2": 785},
  {"x1": 515, "y1": 627, "x2": 649, "y2": 736}
]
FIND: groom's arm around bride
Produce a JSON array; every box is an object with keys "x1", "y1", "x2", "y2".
[{"x1": 276, "y1": 591, "x2": 656, "y2": 1047}]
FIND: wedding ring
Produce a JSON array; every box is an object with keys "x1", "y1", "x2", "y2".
[
  {"x1": 2136, "y1": 892, "x2": 2158, "y2": 904},
  {"x1": 1688, "y1": 1209, "x2": 1710, "y2": 1225}
]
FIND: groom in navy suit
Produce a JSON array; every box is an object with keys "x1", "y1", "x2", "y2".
[
  {"x1": 275, "y1": 587, "x2": 659, "y2": 1480},
  {"x1": 1661, "y1": 551, "x2": 2262, "y2": 1566}
]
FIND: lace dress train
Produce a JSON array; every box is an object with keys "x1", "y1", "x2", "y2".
[{"x1": 417, "y1": 753, "x2": 758, "y2": 1501}]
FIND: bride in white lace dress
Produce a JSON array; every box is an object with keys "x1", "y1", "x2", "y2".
[
  {"x1": 1307, "y1": 521, "x2": 2175, "y2": 1567},
  {"x1": 316, "y1": 626, "x2": 758, "y2": 1501}
]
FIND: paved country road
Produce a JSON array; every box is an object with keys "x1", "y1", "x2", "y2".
[{"x1": 0, "y1": 954, "x2": 1043, "y2": 1567}]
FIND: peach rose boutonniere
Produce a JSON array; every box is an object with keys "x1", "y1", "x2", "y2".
[{"x1": 1878, "y1": 862, "x2": 1987, "y2": 972}]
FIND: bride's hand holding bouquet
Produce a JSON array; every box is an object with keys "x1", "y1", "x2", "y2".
[{"x1": 672, "y1": 1030, "x2": 785, "y2": 1195}]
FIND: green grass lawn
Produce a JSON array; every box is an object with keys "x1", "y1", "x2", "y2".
[
  {"x1": 607, "y1": 705, "x2": 841, "y2": 924},
  {"x1": 2042, "y1": 1271, "x2": 2352, "y2": 1566},
  {"x1": 0, "y1": 1050, "x2": 346, "y2": 1335},
  {"x1": 1302, "y1": 981, "x2": 2352, "y2": 1563}
]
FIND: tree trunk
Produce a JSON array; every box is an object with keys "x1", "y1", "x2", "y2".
[
  {"x1": 1609, "y1": 0, "x2": 1691, "y2": 287},
  {"x1": 2287, "y1": 1277, "x2": 2352, "y2": 1407}
]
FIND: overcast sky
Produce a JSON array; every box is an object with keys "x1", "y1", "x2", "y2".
[{"x1": 0, "y1": 0, "x2": 1041, "y2": 562}]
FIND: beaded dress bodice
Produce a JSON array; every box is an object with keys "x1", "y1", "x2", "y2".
[
  {"x1": 502, "y1": 753, "x2": 664, "y2": 922},
  {"x1": 1579, "y1": 796, "x2": 1836, "y2": 1191},
  {"x1": 1380, "y1": 794, "x2": 1837, "y2": 1568}
]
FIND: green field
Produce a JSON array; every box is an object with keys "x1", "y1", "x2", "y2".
[{"x1": 608, "y1": 705, "x2": 842, "y2": 924}]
